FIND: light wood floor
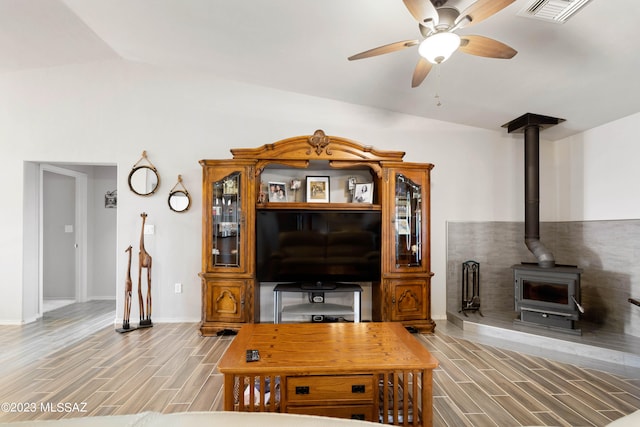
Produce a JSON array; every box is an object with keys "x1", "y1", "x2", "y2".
[
  {"x1": 0, "y1": 302, "x2": 639, "y2": 426},
  {"x1": 0, "y1": 300, "x2": 114, "y2": 379}
]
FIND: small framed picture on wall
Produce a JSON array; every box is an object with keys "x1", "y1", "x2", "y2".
[{"x1": 306, "y1": 176, "x2": 330, "y2": 203}]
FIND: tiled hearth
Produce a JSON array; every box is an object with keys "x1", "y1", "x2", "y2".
[{"x1": 446, "y1": 309, "x2": 640, "y2": 378}]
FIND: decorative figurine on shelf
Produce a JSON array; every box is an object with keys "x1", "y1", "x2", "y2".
[
  {"x1": 290, "y1": 179, "x2": 301, "y2": 202},
  {"x1": 347, "y1": 177, "x2": 357, "y2": 202},
  {"x1": 137, "y1": 213, "x2": 153, "y2": 328},
  {"x1": 257, "y1": 182, "x2": 266, "y2": 204},
  {"x1": 116, "y1": 245, "x2": 136, "y2": 333}
]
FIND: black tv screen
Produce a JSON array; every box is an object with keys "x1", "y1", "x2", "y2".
[{"x1": 256, "y1": 210, "x2": 381, "y2": 283}]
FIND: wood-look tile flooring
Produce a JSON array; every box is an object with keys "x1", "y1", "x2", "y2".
[
  {"x1": 0, "y1": 300, "x2": 114, "y2": 379},
  {"x1": 1, "y1": 302, "x2": 639, "y2": 426}
]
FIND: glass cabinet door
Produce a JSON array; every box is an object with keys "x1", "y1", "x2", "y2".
[
  {"x1": 394, "y1": 173, "x2": 422, "y2": 268},
  {"x1": 212, "y1": 172, "x2": 242, "y2": 268}
]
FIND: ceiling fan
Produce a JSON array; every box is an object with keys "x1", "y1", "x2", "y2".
[{"x1": 348, "y1": 0, "x2": 517, "y2": 87}]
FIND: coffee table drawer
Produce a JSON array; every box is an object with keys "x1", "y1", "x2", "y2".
[
  {"x1": 286, "y1": 375, "x2": 374, "y2": 403},
  {"x1": 287, "y1": 404, "x2": 376, "y2": 422}
]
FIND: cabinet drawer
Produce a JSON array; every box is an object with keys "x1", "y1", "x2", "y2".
[
  {"x1": 287, "y1": 404, "x2": 376, "y2": 422},
  {"x1": 286, "y1": 375, "x2": 374, "y2": 403}
]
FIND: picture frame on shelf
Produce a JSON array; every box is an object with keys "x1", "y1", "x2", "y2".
[
  {"x1": 268, "y1": 182, "x2": 287, "y2": 202},
  {"x1": 306, "y1": 176, "x2": 330, "y2": 203},
  {"x1": 218, "y1": 222, "x2": 238, "y2": 237},
  {"x1": 223, "y1": 178, "x2": 238, "y2": 195},
  {"x1": 396, "y1": 218, "x2": 410, "y2": 235},
  {"x1": 353, "y1": 182, "x2": 373, "y2": 204}
]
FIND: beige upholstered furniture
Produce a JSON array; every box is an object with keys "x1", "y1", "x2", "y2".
[
  {"x1": 3, "y1": 409, "x2": 638, "y2": 426},
  {"x1": 0, "y1": 411, "x2": 381, "y2": 426}
]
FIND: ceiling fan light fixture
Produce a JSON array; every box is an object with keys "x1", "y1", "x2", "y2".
[{"x1": 418, "y1": 32, "x2": 461, "y2": 64}]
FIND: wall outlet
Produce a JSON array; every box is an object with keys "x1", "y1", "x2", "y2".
[
  {"x1": 174, "y1": 283, "x2": 182, "y2": 294},
  {"x1": 144, "y1": 224, "x2": 155, "y2": 235}
]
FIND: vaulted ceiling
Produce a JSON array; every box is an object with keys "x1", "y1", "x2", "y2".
[{"x1": 1, "y1": 0, "x2": 638, "y2": 140}]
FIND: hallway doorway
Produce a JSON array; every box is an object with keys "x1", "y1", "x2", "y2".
[
  {"x1": 22, "y1": 162, "x2": 117, "y2": 323},
  {"x1": 40, "y1": 165, "x2": 88, "y2": 316}
]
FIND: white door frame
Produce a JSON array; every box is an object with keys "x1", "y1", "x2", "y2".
[{"x1": 39, "y1": 164, "x2": 88, "y2": 317}]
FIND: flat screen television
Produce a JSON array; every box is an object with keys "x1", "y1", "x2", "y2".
[{"x1": 256, "y1": 210, "x2": 381, "y2": 284}]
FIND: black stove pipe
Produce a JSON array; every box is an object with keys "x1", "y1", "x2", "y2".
[
  {"x1": 503, "y1": 113, "x2": 565, "y2": 269},
  {"x1": 524, "y1": 125, "x2": 555, "y2": 268}
]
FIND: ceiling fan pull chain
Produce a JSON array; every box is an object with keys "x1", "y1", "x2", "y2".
[{"x1": 434, "y1": 64, "x2": 442, "y2": 107}]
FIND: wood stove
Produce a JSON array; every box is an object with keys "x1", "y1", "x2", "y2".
[
  {"x1": 504, "y1": 113, "x2": 584, "y2": 334},
  {"x1": 513, "y1": 263, "x2": 583, "y2": 334}
]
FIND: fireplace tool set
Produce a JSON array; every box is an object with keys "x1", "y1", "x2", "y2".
[{"x1": 459, "y1": 260, "x2": 481, "y2": 316}]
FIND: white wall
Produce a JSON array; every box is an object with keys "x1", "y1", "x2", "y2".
[
  {"x1": 88, "y1": 165, "x2": 117, "y2": 299},
  {"x1": 22, "y1": 162, "x2": 40, "y2": 322},
  {"x1": 1, "y1": 58, "x2": 638, "y2": 324},
  {"x1": 555, "y1": 111, "x2": 640, "y2": 221}
]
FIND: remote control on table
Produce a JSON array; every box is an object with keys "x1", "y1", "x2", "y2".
[{"x1": 246, "y1": 349, "x2": 260, "y2": 362}]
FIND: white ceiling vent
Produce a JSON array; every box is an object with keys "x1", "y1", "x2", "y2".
[{"x1": 517, "y1": 0, "x2": 594, "y2": 23}]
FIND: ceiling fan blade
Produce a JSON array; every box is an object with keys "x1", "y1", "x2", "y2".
[
  {"x1": 459, "y1": 35, "x2": 517, "y2": 59},
  {"x1": 403, "y1": 0, "x2": 439, "y2": 25},
  {"x1": 455, "y1": 0, "x2": 515, "y2": 28},
  {"x1": 411, "y1": 57, "x2": 433, "y2": 88},
  {"x1": 348, "y1": 40, "x2": 419, "y2": 61}
]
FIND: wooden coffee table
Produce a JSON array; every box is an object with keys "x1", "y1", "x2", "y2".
[{"x1": 218, "y1": 322, "x2": 439, "y2": 426}]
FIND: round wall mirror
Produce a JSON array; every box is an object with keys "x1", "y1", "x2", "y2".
[
  {"x1": 168, "y1": 190, "x2": 191, "y2": 212},
  {"x1": 128, "y1": 165, "x2": 160, "y2": 196}
]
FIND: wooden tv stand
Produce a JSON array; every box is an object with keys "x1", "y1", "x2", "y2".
[{"x1": 218, "y1": 322, "x2": 439, "y2": 426}]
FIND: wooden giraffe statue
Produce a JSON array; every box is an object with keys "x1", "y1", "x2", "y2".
[
  {"x1": 138, "y1": 212, "x2": 153, "y2": 327},
  {"x1": 116, "y1": 245, "x2": 136, "y2": 333}
]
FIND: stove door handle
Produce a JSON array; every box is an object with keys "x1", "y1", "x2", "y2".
[{"x1": 571, "y1": 296, "x2": 585, "y2": 314}]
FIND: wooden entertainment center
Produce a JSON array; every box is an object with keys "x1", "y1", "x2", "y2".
[{"x1": 199, "y1": 130, "x2": 435, "y2": 335}]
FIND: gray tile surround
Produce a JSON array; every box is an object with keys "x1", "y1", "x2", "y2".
[{"x1": 446, "y1": 220, "x2": 640, "y2": 339}]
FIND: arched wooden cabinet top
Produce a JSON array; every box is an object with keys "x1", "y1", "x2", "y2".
[{"x1": 231, "y1": 129, "x2": 406, "y2": 161}]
